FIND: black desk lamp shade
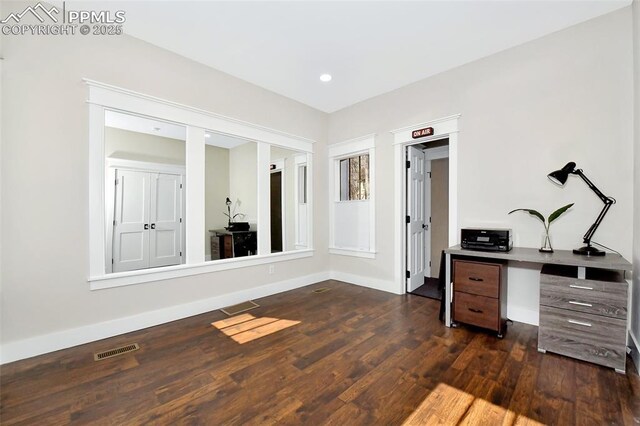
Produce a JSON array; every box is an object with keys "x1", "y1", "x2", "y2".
[{"x1": 547, "y1": 162, "x2": 615, "y2": 256}]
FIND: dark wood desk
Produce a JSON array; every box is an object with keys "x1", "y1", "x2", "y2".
[{"x1": 209, "y1": 229, "x2": 257, "y2": 260}]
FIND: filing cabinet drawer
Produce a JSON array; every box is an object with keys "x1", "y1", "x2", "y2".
[
  {"x1": 538, "y1": 305, "x2": 626, "y2": 371},
  {"x1": 453, "y1": 291, "x2": 499, "y2": 331},
  {"x1": 539, "y1": 283, "x2": 627, "y2": 320},
  {"x1": 540, "y1": 264, "x2": 627, "y2": 320},
  {"x1": 453, "y1": 260, "x2": 500, "y2": 298}
]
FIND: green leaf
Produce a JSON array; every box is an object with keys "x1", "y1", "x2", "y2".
[
  {"x1": 548, "y1": 203, "x2": 574, "y2": 225},
  {"x1": 508, "y1": 208, "x2": 545, "y2": 224}
]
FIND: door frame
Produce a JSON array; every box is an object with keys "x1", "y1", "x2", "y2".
[
  {"x1": 392, "y1": 114, "x2": 459, "y2": 326},
  {"x1": 423, "y1": 145, "x2": 450, "y2": 278},
  {"x1": 270, "y1": 159, "x2": 286, "y2": 252},
  {"x1": 105, "y1": 158, "x2": 186, "y2": 273}
]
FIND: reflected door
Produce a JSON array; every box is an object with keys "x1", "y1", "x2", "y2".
[
  {"x1": 270, "y1": 171, "x2": 283, "y2": 252},
  {"x1": 149, "y1": 173, "x2": 183, "y2": 268},
  {"x1": 113, "y1": 170, "x2": 150, "y2": 272},
  {"x1": 112, "y1": 169, "x2": 183, "y2": 272}
]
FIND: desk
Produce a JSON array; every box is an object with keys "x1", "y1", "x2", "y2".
[
  {"x1": 444, "y1": 245, "x2": 632, "y2": 372},
  {"x1": 209, "y1": 229, "x2": 257, "y2": 259}
]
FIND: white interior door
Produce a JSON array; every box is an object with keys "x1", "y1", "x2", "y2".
[
  {"x1": 424, "y1": 159, "x2": 432, "y2": 278},
  {"x1": 113, "y1": 170, "x2": 150, "y2": 273},
  {"x1": 149, "y1": 173, "x2": 183, "y2": 268},
  {"x1": 406, "y1": 146, "x2": 426, "y2": 292}
]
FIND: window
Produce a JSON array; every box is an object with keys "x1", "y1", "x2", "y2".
[
  {"x1": 339, "y1": 154, "x2": 369, "y2": 201},
  {"x1": 298, "y1": 165, "x2": 307, "y2": 204},
  {"x1": 328, "y1": 135, "x2": 376, "y2": 258}
]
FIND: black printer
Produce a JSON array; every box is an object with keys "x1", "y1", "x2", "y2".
[{"x1": 461, "y1": 228, "x2": 512, "y2": 252}]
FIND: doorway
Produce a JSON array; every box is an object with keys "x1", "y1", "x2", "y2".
[
  {"x1": 270, "y1": 170, "x2": 283, "y2": 252},
  {"x1": 406, "y1": 139, "x2": 449, "y2": 299}
]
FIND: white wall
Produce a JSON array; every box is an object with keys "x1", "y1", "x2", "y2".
[
  {"x1": 229, "y1": 142, "x2": 258, "y2": 224},
  {"x1": 205, "y1": 145, "x2": 230, "y2": 256},
  {"x1": 631, "y1": 0, "x2": 640, "y2": 368},
  {"x1": 328, "y1": 8, "x2": 634, "y2": 324},
  {"x1": 0, "y1": 22, "x2": 329, "y2": 356}
]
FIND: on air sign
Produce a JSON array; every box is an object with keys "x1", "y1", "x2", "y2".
[{"x1": 412, "y1": 127, "x2": 434, "y2": 139}]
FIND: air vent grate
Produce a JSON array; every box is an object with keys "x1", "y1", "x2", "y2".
[
  {"x1": 312, "y1": 287, "x2": 331, "y2": 294},
  {"x1": 94, "y1": 343, "x2": 139, "y2": 361},
  {"x1": 221, "y1": 300, "x2": 259, "y2": 316}
]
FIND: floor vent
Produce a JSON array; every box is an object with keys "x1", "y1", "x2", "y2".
[
  {"x1": 94, "y1": 343, "x2": 140, "y2": 361},
  {"x1": 221, "y1": 300, "x2": 260, "y2": 316},
  {"x1": 312, "y1": 287, "x2": 331, "y2": 294}
]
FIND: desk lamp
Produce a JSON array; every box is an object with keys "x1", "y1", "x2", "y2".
[{"x1": 547, "y1": 162, "x2": 615, "y2": 256}]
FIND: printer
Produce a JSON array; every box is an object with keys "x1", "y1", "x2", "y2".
[{"x1": 461, "y1": 228, "x2": 513, "y2": 252}]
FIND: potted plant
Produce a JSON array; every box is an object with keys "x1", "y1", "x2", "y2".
[
  {"x1": 508, "y1": 203, "x2": 574, "y2": 253},
  {"x1": 224, "y1": 197, "x2": 249, "y2": 231}
]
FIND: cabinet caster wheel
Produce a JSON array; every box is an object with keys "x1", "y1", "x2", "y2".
[
  {"x1": 496, "y1": 333, "x2": 504, "y2": 339},
  {"x1": 450, "y1": 322, "x2": 459, "y2": 328}
]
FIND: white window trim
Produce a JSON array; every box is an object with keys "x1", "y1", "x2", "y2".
[
  {"x1": 328, "y1": 247, "x2": 377, "y2": 259},
  {"x1": 87, "y1": 79, "x2": 314, "y2": 289},
  {"x1": 328, "y1": 134, "x2": 376, "y2": 257}
]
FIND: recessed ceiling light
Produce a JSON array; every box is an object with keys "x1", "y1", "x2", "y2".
[
  {"x1": 205, "y1": 134, "x2": 211, "y2": 138},
  {"x1": 320, "y1": 74, "x2": 332, "y2": 82}
]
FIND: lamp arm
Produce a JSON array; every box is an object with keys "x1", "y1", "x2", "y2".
[
  {"x1": 581, "y1": 202, "x2": 612, "y2": 245},
  {"x1": 573, "y1": 169, "x2": 611, "y2": 204},
  {"x1": 573, "y1": 169, "x2": 614, "y2": 245}
]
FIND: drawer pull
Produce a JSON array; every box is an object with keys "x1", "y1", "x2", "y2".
[
  {"x1": 569, "y1": 284, "x2": 593, "y2": 290},
  {"x1": 468, "y1": 277, "x2": 484, "y2": 282},
  {"x1": 568, "y1": 301, "x2": 593, "y2": 307},
  {"x1": 468, "y1": 308, "x2": 484, "y2": 314},
  {"x1": 567, "y1": 319, "x2": 592, "y2": 327}
]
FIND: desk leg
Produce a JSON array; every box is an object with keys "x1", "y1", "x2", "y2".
[{"x1": 445, "y1": 253, "x2": 452, "y2": 327}]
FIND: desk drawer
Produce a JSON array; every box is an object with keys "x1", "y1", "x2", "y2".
[
  {"x1": 453, "y1": 260, "x2": 500, "y2": 298},
  {"x1": 538, "y1": 305, "x2": 626, "y2": 371},
  {"x1": 540, "y1": 282, "x2": 627, "y2": 320},
  {"x1": 453, "y1": 291, "x2": 499, "y2": 331},
  {"x1": 540, "y1": 265, "x2": 627, "y2": 320}
]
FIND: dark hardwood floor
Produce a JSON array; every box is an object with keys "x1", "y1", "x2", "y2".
[{"x1": 1, "y1": 280, "x2": 639, "y2": 425}]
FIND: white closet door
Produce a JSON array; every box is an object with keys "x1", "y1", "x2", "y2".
[
  {"x1": 149, "y1": 173, "x2": 182, "y2": 268},
  {"x1": 407, "y1": 146, "x2": 426, "y2": 292},
  {"x1": 113, "y1": 170, "x2": 150, "y2": 273}
]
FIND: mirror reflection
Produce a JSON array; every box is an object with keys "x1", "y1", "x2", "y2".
[
  {"x1": 104, "y1": 110, "x2": 186, "y2": 274},
  {"x1": 205, "y1": 132, "x2": 258, "y2": 261},
  {"x1": 270, "y1": 146, "x2": 308, "y2": 253}
]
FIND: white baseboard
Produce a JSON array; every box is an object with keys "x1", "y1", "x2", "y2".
[
  {"x1": 0, "y1": 271, "x2": 330, "y2": 365},
  {"x1": 629, "y1": 330, "x2": 640, "y2": 376},
  {"x1": 507, "y1": 305, "x2": 539, "y2": 326},
  {"x1": 330, "y1": 270, "x2": 400, "y2": 295}
]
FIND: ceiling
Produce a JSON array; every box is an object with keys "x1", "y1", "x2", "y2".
[
  {"x1": 105, "y1": 110, "x2": 248, "y2": 149},
  {"x1": 71, "y1": 1, "x2": 629, "y2": 113}
]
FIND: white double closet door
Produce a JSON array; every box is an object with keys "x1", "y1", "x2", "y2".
[{"x1": 112, "y1": 169, "x2": 183, "y2": 273}]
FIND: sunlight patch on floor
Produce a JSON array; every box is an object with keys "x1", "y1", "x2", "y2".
[
  {"x1": 402, "y1": 383, "x2": 544, "y2": 425},
  {"x1": 212, "y1": 313, "x2": 301, "y2": 344}
]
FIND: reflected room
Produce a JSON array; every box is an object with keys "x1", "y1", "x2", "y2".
[
  {"x1": 270, "y1": 146, "x2": 309, "y2": 253},
  {"x1": 104, "y1": 110, "x2": 186, "y2": 274},
  {"x1": 205, "y1": 132, "x2": 258, "y2": 261}
]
